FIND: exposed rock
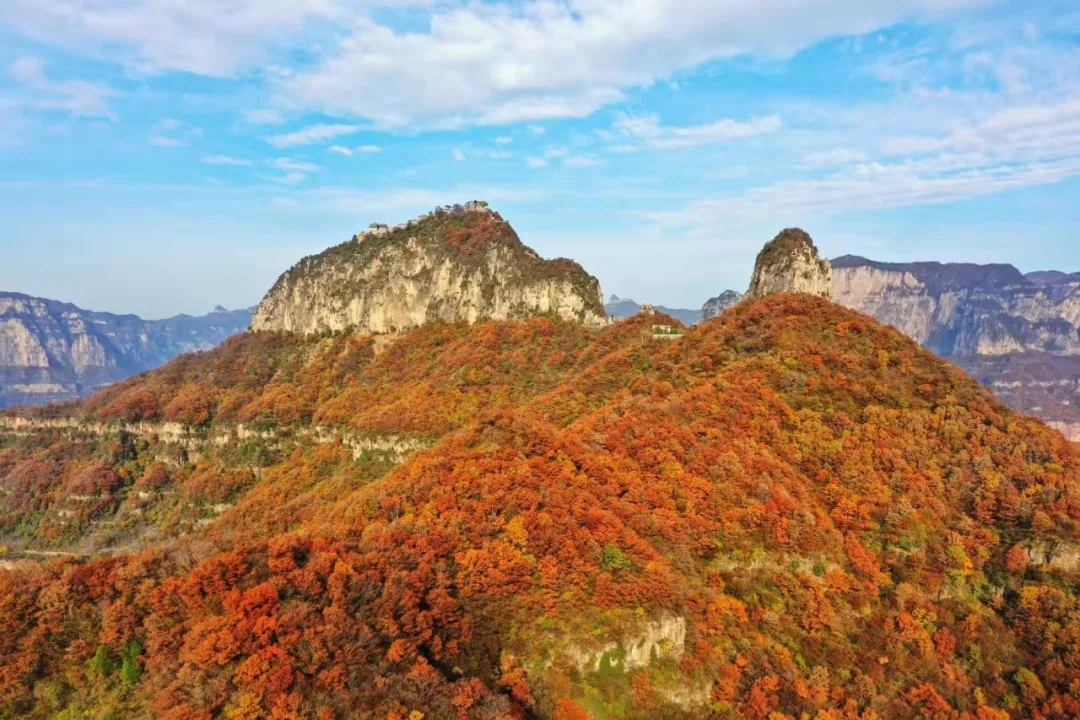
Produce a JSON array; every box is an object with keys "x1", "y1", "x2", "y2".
[
  {"x1": 0, "y1": 296, "x2": 253, "y2": 408},
  {"x1": 0, "y1": 416, "x2": 432, "y2": 463},
  {"x1": 831, "y1": 256, "x2": 1080, "y2": 357},
  {"x1": 252, "y1": 204, "x2": 607, "y2": 334},
  {"x1": 747, "y1": 228, "x2": 833, "y2": 299},
  {"x1": 701, "y1": 290, "x2": 744, "y2": 320},
  {"x1": 564, "y1": 615, "x2": 687, "y2": 674},
  {"x1": 831, "y1": 256, "x2": 1080, "y2": 441}
]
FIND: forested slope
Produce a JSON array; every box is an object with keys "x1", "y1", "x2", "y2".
[{"x1": 1, "y1": 295, "x2": 1079, "y2": 719}]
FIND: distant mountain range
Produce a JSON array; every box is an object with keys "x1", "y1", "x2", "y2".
[
  {"x1": 604, "y1": 296, "x2": 702, "y2": 326},
  {"x1": 0, "y1": 293, "x2": 253, "y2": 408},
  {"x1": 831, "y1": 255, "x2": 1080, "y2": 441}
]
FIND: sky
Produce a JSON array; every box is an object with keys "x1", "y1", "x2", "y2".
[{"x1": 1, "y1": 0, "x2": 1078, "y2": 318}]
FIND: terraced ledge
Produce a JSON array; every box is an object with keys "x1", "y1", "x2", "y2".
[{"x1": 0, "y1": 417, "x2": 433, "y2": 463}]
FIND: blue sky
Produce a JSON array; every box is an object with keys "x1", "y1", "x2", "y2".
[{"x1": 1, "y1": 0, "x2": 1078, "y2": 318}]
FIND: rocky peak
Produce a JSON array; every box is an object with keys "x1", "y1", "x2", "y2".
[
  {"x1": 747, "y1": 228, "x2": 833, "y2": 300},
  {"x1": 700, "y1": 290, "x2": 744, "y2": 320},
  {"x1": 251, "y1": 203, "x2": 607, "y2": 335}
]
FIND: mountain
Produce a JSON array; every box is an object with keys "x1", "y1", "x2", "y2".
[
  {"x1": 700, "y1": 290, "x2": 744, "y2": 321},
  {"x1": 2, "y1": 228, "x2": 1079, "y2": 719},
  {"x1": 832, "y1": 255, "x2": 1080, "y2": 440},
  {"x1": 0, "y1": 294, "x2": 253, "y2": 408},
  {"x1": 252, "y1": 202, "x2": 607, "y2": 334},
  {"x1": 831, "y1": 256, "x2": 1080, "y2": 357},
  {"x1": 747, "y1": 228, "x2": 832, "y2": 299},
  {"x1": 605, "y1": 295, "x2": 702, "y2": 325}
]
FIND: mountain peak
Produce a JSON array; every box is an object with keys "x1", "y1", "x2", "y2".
[
  {"x1": 251, "y1": 203, "x2": 607, "y2": 334},
  {"x1": 747, "y1": 227, "x2": 833, "y2": 299},
  {"x1": 701, "y1": 289, "x2": 744, "y2": 320}
]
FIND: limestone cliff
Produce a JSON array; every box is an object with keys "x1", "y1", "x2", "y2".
[
  {"x1": 746, "y1": 229, "x2": 832, "y2": 299},
  {"x1": 700, "y1": 290, "x2": 744, "y2": 320},
  {"x1": 831, "y1": 256, "x2": 1080, "y2": 441},
  {"x1": 251, "y1": 204, "x2": 607, "y2": 334},
  {"x1": 831, "y1": 256, "x2": 1080, "y2": 357},
  {"x1": 0, "y1": 295, "x2": 253, "y2": 408}
]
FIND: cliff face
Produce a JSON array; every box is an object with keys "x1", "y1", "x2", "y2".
[
  {"x1": 746, "y1": 228, "x2": 832, "y2": 299},
  {"x1": 252, "y1": 205, "x2": 607, "y2": 334},
  {"x1": 700, "y1": 290, "x2": 744, "y2": 321},
  {"x1": 832, "y1": 256, "x2": 1080, "y2": 440},
  {"x1": 832, "y1": 256, "x2": 1080, "y2": 357},
  {"x1": 0, "y1": 295, "x2": 252, "y2": 408}
]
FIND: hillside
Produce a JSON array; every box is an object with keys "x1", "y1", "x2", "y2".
[
  {"x1": 0, "y1": 294, "x2": 253, "y2": 408},
  {"x1": 2, "y1": 295, "x2": 1079, "y2": 719},
  {"x1": 252, "y1": 203, "x2": 607, "y2": 334},
  {"x1": 832, "y1": 255, "x2": 1080, "y2": 440}
]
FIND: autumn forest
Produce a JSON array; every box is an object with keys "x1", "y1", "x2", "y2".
[{"x1": 2, "y1": 295, "x2": 1079, "y2": 719}]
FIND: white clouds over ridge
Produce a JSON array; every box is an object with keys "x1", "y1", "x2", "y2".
[
  {"x1": 280, "y1": 0, "x2": 989, "y2": 126},
  {"x1": 1, "y1": 0, "x2": 986, "y2": 126}
]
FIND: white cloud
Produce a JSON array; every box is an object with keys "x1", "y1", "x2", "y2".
[
  {"x1": 202, "y1": 155, "x2": 252, "y2": 166},
  {"x1": 528, "y1": 125, "x2": 546, "y2": 135},
  {"x1": 452, "y1": 148, "x2": 466, "y2": 161},
  {"x1": 266, "y1": 123, "x2": 362, "y2": 149},
  {"x1": 0, "y1": 0, "x2": 352, "y2": 77},
  {"x1": 243, "y1": 108, "x2": 285, "y2": 125},
  {"x1": 6, "y1": 56, "x2": 117, "y2": 120},
  {"x1": 495, "y1": 135, "x2": 513, "y2": 144},
  {"x1": 267, "y1": 157, "x2": 321, "y2": 172},
  {"x1": 0, "y1": 0, "x2": 997, "y2": 131},
  {"x1": 884, "y1": 99, "x2": 1080, "y2": 161},
  {"x1": 612, "y1": 113, "x2": 783, "y2": 149},
  {"x1": 802, "y1": 148, "x2": 869, "y2": 167},
  {"x1": 648, "y1": 92, "x2": 1080, "y2": 237},
  {"x1": 488, "y1": 150, "x2": 513, "y2": 160},
  {"x1": 564, "y1": 155, "x2": 602, "y2": 168},
  {"x1": 150, "y1": 136, "x2": 186, "y2": 147},
  {"x1": 328, "y1": 145, "x2": 353, "y2": 156},
  {"x1": 356, "y1": 144, "x2": 381, "y2": 153},
  {"x1": 268, "y1": 171, "x2": 309, "y2": 186},
  {"x1": 526, "y1": 157, "x2": 548, "y2": 168},
  {"x1": 280, "y1": 0, "x2": 982, "y2": 127}
]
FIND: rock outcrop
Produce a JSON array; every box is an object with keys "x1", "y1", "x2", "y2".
[
  {"x1": 831, "y1": 256, "x2": 1080, "y2": 441},
  {"x1": 700, "y1": 290, "x2": 744, "y2": 320},
  {"x1": 0, "y1": 295, "x2": 252, "y2": 408},
  {"x1": 746, "y1": 228, "x2": 832, "y2": 299},
  {"x1": 832, "y1": 256, "x2": 1080, "y2": 357},
  {"x1": 252, "y1": 204, "x2": 607, "y2": 334}
]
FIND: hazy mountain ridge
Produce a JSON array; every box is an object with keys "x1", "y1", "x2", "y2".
[
  {"x1": 0, "y1": 293, "x2": 253, "y2": 408},
  {"x1": 604, "y1": 295, "x2": 702, "y2": 325},
  {"x1": 831, "y1": 255, "x2": 1080, "y2": 357}
]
